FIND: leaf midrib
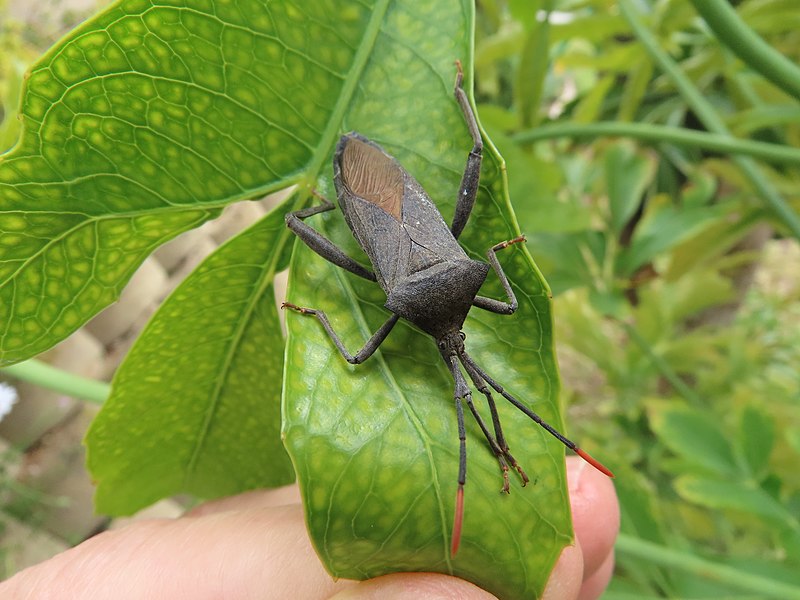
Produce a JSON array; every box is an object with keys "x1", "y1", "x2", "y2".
[
  {"x1": 183, "y1": 217, "x2": 293, "y2": 487},
  {"x1": 275, "y1": 0, "x2": 456, "y2": 572},
  {"x1": 299, "y1": 0, "x2": 394, "y2": 188},
  {"x1": 182, "y1": 0, "x2": 394, "y2": 497},
  {"x1": 320, "y1": 262, "x2": 454, "y2": 571}
]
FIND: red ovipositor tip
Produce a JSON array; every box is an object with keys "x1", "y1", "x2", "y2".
[
  {"x1": 450, "y1": 485, "x2": 464, "y2": 557},
  {"x1": 575, "y1": 448, "x2": 615, "y2": 478}
]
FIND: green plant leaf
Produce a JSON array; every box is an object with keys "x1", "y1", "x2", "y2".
[
  {"x1": 85, "y1": 204, "x2": 295, "y2": 514},
  {"x1": 614, "y1": 471, "x2": 675, "y2": 596},
  {"x1": 738, "y1": 404, "x2": 775, "y2": 481},
  {"x1": 648, "y1": 403, "x2": 739, "y2": 477},
  {"x1": 282, "y1": 5, "x2": 573, "y2": 598},
  {"x1": 0, "y1": 0, "x2": 340, "y2": 365},
  {"x1": 675, "y1": 475, "x2": 799, "y2": 529},
  {"x1": 664, "y1": 207, "x2": 758, "y2": 282},
  {"x1": 514, "y1": 0, "x2": 548, "y2": 129},
  {"x1": 525, "y1": 230, "x2": 607, "y2": 295},
  {"x1": 605, "y1": 142, "x2": 656, "y2": 236},
  {"x1": 617, "y1": 196, "x2": 732, "y2": 276}
]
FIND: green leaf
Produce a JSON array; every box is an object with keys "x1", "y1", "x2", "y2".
[
  {"x1": 738, "y1": 404, "x2": 775, "y2": 481},
  {"x1": 573, "y1": 73, "x2": 615, "y2": 124},
  {"x1": 525, "y1": 230, "x2": 607, "y2": 295},
  {"x1": 483, "y1": 124, "x2": 578, "y2": 235},
  {"x1": 617, "y1": 56, "x2": 653, "y2": 122},
  {"x1": 664, "y1": 207, "x2": 758, "y2": 282},
  {"x1": 85, "y1": 204, "x2": 294, "y2": 514},
  {"x1": 648, "y1": 403, "x2": 739, "y2": 477},
  {"x1": 617, "y1": 196, "x2": 732, "y2": 276},
  {"x1": 604, "y1": 142, "x2": 656, "y2": 236},
  {"x1": 614, "y1": 472, "x2": 675, "y2": 595},
  {"x1": 282, "y1": 4, "x2": 573, "y2": 597},
  {"x1": 675, "y1": 475, "x2": 798, "y2": 528},
  {"x1": 0, "y1": 0, "x2": 337, "y2": 365},
  {"x1": 514, "y1": 0, "x2": 548, "y2": 128}
]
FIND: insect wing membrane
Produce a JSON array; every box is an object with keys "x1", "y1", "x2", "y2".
[
  {"x1": 336, "y1": 135, "x2": 467, "y2": 292},
  {"x1": 341, "y1": 138, "x2": 404, "y2": 221}
]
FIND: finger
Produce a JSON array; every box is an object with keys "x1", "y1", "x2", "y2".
[
  {"x1": 328, "y1": 572, "x2": 497, "y2": 600},
  {"x1": 0, "y1": 504, "x2": 345, "y2": 600},
  {"x1": 186, "y1": 484, "x2": 302, "y2": 517},
  {"x1": 577, "y1": 551, "x2": 615, "y2": 600},
  {"x1": 542, "y1": 543, "x2": 583, "y2": 600},
  {"x1": 566, "y1": 456, "x2": 619, "y2": 580}
]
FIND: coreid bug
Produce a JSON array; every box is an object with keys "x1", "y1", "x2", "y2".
[{"x1": 283, "y1": 61, "x2": 613, "y2": 556}]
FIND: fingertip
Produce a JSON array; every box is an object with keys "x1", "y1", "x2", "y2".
[
  {"x1": 541, "y1": 543, "x2": 583, "y2": 600},
  {"x1": 566, "y1": 457, "x2": 619, "y2": 580},
  {"x1": 577, "y1": 550, "x2": 615, "y2": 600}
]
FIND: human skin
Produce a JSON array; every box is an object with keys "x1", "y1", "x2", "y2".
[{"x1": 0, "y1": 457, "x2": 618, "y2": 599}]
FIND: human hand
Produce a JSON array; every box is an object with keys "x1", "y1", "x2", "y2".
[{"x1": 0, "y1": 457, "x2": 618, "y2": 599}]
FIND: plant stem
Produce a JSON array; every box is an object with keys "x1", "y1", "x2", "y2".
[
  {"x1": 616, "y1": 533, "x2": 800, "y2": 600},
  {"x1": 689, "y1": 0, "x2": 800, "y2": 102},
  {"x1": 618, "y1": 0, "x2": 800, "y2": 241},
  {"x1": 512, "y1": 122, "x2": 800, "y2": 166},
  {"x1": 1, "y1": 359, "x2": 109, "y2": 404}
]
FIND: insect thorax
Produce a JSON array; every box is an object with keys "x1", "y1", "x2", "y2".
[{"x1": 384, "y1": 258, "x2": 490, "y2": 338}]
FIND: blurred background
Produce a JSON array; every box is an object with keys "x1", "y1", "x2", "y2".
[{"x1": 1, "y1": 0, "x2": 798, "y2": 597}]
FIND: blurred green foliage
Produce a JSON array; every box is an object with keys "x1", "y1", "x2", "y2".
[{"x1": 474, "y1": 0, "x2": 800, "y2": 596}]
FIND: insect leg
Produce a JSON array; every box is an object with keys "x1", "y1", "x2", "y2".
[
  {"x1": 282, "y1": 304, "x2": 399, "y2": 364},
  {"x1": 462, "y1": 386, "x2": 511, "y2": 493},
  {"x1": 460, "y1": 355, "x2": 530, "y2": 488},
  {"x1": 440, "y1": 353, "x2": 470, "y2": 556},
  {"x1": 472, "y1": 236, "x2": 526, "y2": 315},
  {"x1": 452, "y1": 392, "x2": 466, "y2": 557},
  {"x1": 450, "y1": 60, "x2": 483, "y2": 240},
  {"x1": 286, "y1": 194, "x2": 376, "y2": 281},
  {"x1": 461, "y1": 354, "x2": 614, "y2": 478}
]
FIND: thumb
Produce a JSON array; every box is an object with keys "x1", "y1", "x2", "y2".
[{"x1": 328, "y1": 573, "x2": 498, "y2": 600}]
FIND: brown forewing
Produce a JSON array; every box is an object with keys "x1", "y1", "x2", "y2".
[{"x1": 341, "y1": 138, "x2": 404, "y2": 220}]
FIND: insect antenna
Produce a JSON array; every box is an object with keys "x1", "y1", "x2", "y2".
[{"x1": 459, "y1": 352, "x2": 615, "y2": 478}]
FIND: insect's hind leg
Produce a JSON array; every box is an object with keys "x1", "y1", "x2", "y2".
[
  {"x1": 441, "y1": 351, "x2": 517, "y2": 494},
  {"x1": 460, "y1": 355, "x2": 529, "y2": 489},
  {"x1": 282, "y1": 304, "x2": 399, "y2": 364},
  {"x1": 285, "y1": 192, "x2": 376, "y2": 282},
  {"x1": 450, "y1": 60, "x2": 483, "y2": 240},
  {"x1": 472, "y1": 235, "x2": 526, "y2": 315}
]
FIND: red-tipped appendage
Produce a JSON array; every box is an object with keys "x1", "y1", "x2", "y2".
[
  {"x1": 575, "y1": 448, "x2": 615, "y2": 478},
  {"x1": 450, "y1": 485, "x2": 464, "y2": 557}
]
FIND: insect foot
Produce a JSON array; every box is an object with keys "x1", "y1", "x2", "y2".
[
  {"x1": 492, "y1": 235, "x2": 527, "y2": 252},
  {"x1": 281, "y1": 302, "x2": 313, "y2": 315}
]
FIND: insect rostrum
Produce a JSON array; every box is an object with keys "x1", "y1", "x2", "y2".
[{"x1": 283, "y1": 62, "x2": 613, "y2": 557}]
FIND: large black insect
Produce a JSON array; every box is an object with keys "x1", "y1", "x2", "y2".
[{"x1": 283, "y1": 62, "x2": 612, "y2": 556}]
